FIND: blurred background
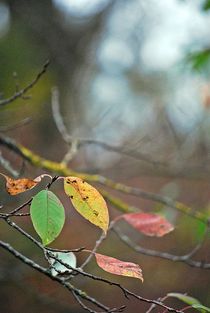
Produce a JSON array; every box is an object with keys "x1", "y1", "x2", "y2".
[{"x1": 0, "y1": 0, "x2": 210, "y2": 312}]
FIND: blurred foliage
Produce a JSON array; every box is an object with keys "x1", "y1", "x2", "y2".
[
  {"x1": 203, "y1": 0, "x2": 210, "y2": 11},
  {"x1": 186, "y1": 49, "x2": 210, "y2": 71}
]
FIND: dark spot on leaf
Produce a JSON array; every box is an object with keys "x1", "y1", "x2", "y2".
[
  {"x1": 93, "y1": 210, "x2": 99, "y2": 216},
  {"x1": 70, "y1": 195, "x2": 74, "y2": 199}
]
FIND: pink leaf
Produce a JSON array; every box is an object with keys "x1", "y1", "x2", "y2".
[
  {"x1": 95, "y1": 253, "x2": 143, "y2": 281},
  {"x1": 121, "y1": 213, "x2": 174, "y2": 237}
]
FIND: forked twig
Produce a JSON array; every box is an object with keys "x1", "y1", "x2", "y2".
[{"x1": 0, "y1": 60, "x2": 50, "y2": 107}]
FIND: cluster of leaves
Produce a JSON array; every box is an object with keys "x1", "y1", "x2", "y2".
[
  {"x1": 1, "y1": 173, "x2": 174, "y2": 282},
  {"x1": 1, "y1": 173, "x2": 210, "y2": 312}
]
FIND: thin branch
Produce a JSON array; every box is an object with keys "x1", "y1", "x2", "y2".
[
  {"x1": 0, "y1": 152, "x2": 19, "y2": 177},
  {"x1": 113, "y1": 226, "x2": 210, "y2": 269},
  {"x1": 81, "y1": 221, "x2": 116, "y2": 269},
  {"x1": 46, "y1": 246, "x2": 85, "y2": 254},
  {"x1": 62, "y1": 140, "x2": 78, "y2": 165},
  {"x1": 78, "y1": 138, "x2": 165, "y2": 167},
  {"x1": 0, "y1": 173, "x2": 55, "y2": 219},
  {"x1": 0, "y1": 237, "x2": 181, "y2": 312},
  {"x1": 3, "y1": 198, "x2": 32, "y2": 217},
  {"x1": 51, "y1": 87, "x2": 78, "y2": 164},
  {"x1": 1, "y1": 214, "x2": 182, "y2": 312},
  {"x1": 1, "y1": 216, "x2": 84, "y2": 255},
  {"x1": 0, "y1": 117, "x2": 32, "y2": 132},
  {"x1": 51, "y1": 87, "x2": 165, "y2": 167},
  {"x1": 72, "y1": 291, "x2": 105, "y2": 313},
  {"x1": 46, "y1": 252, "x2": 182, "y2": 312},
  {"x1": 51, "y1": 87, "x2": 72, "y2": 144},
  {"x1": 145, "y1": 296, "x2": 167, "y2": 313},
  {"x1": 0, "y1": 240, "x2": 115, "y2": 313},
  {"x1": 3, "y1": 217, "x2": 44, "y2": 249},
  {"x1": 72, "y1": 291, "x2": 125, "y2": 313},
  {"x1": 0, "y1": 135, "x2": 207, "y2": 223},
  {"x1": 0, "y1": 60, "x2": 50, "y2": 107}
]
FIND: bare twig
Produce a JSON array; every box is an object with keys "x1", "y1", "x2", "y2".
[
  {"x1": 72, "y1": 291, "x2": 125, "y2": 313},
  {"x1": 51, "y1": 87, "x2": 72, "y2": 144},
  {"x1": 0, "y1": 240, "x2": 115, "y2": 313},
  {"x1": 113, "y1": 226, "x2": 210, "y2": 269},
  {"x1": 0, "y1": 117, "x2": 32, "y2": 132},
  {"x1": 0, "y1": 152, "x2": 19, "y2": 177},
  {"x1": 81, "y1": 221, "x2": 116, "y2": 269},
  {"x1": 0, "y1": 214, "x2": 182, "y2": 312},
  {"x1": 45, "y1": 252, "x2": 182, "y2": 312},
  {"x1": 46, "y1": 246, "x2": 85, "y2": 254},
  {"x1": 51, "y1": 87, "x2": 78, "y2": 164},
  {"x1": 145, "y1": 296, "x2": 168, "y2": 313},
  {"x1": 51, "y1": 87, "x2": 166, "y2": 166},
  {"x1": 78, "y1": 138, "x2": 165, "y2": 166},
  {"x1": 0, "y1": 60, "x2": 50, "y2": 107},
  {"x1": 0, "y1": 135, "x2": 207, "y2": 223}
]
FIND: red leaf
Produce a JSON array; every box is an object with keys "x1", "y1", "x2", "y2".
[
  {"x1": 121, "y1": 213, "x2": 174, "y2": 237},
  {"x1": 95, "y1": 253, "x2": 143, "y2": 281}
]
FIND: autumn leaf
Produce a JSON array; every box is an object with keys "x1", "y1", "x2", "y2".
[
  {"x1": 64, "y1": 177, "x2": 109, "y2": 233},
  {"x1": 121, "y1": 213, "x2": 174, "y2": 237},
  {"x1": 0, "y1": 173, "x2": 50, "y2": 195},
  {"x1": 94, "y1": 253, "x2": 143, "y2": 281}
]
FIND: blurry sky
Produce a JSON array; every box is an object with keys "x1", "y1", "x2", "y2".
[
  {"x1": 46, "y1": 0, "x2": 210, "y2": 169},
  {"x1": 1, "y1": 0, "x2": 210, "y2": 171},
  {"x1": 53, "y1": 0, "x2": 210, "y2": 69}
]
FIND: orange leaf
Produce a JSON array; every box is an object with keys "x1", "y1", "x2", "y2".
[
  {"x1": 95, "y1": 253, "x2": 143, "y2": 281},
  {"x1": 0, "y1": 173, "x2": 49, "y2": 195},
  {"x1": 121, "y1": 213, "x2": 174, "y2": 237}
]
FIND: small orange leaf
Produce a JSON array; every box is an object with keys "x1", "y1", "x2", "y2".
[
  {"x1": 95, "y1": 253, "x2": 143, "y2": 281},
  {"x1": 121, "y1": 213, "x2": 174, "y2": 237},
  {"x1": 0, "y1": 173, "x2": 49, "y2": 195}
]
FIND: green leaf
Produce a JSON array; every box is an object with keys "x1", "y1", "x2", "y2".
[
  {"x1": 64, "y1": 177, "x2": 109, "y2": 233},
  {"x1": 195, "y1": 220, "x2": 207, "y2": 241},
  {"x1": 47, "y1": 251, "x2": 77, "y2": 277},
  {"x1": 30, "y1": 190, "x2": 65, "y2": 245},
  {"x1": 167, "y1": 293, "x2": 210, "y2": 313},
  {"x1": 203, "y1": 0, "x2": 210, "y2": 11},
  {"x1": 167, "y1": 293, "x2": 200, "y2": 306},
  {"x1": 192, "y1": 304, "x2": 210, "y2": 312},
  {"x1": 186, "y1": 50, "x2": 210, "y2": 71}
]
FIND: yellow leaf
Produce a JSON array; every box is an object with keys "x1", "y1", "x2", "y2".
[{"x1": 64, "y1": 177, "x2": 109, "y2": 233}]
